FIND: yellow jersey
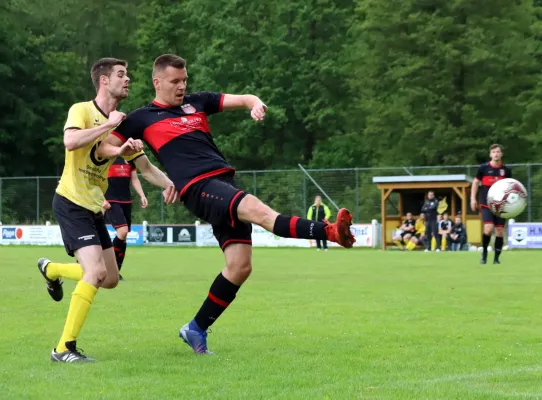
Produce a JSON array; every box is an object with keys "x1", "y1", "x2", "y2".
[
  {"x1": 56, "y1": 101, "x2": 143, "y2": 213},
  {"x1": 415, "y1": 219, "x2": 426, "y2": 235}
]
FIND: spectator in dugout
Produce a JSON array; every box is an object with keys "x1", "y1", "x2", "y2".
[
  {"x1": 393, "y1": 212, "x2": 416, "y2": 250},
  {"x1": 406, "y1": 213, "x2": 426, "y2": 250},
  {"x1": 449, "y1": 215, "x2": 467, "y2": 251},
  {"x1": 436, "y1": 212, "x2": 452, "y2": 251},
  {"x1": 421, "y1": 190, "x2": 439, "y2": 252},
  {"x1": 307, "y1": 195, "x2": 332, "y2": 251}
]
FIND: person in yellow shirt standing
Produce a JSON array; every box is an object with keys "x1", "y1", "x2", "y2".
[
  {"x1": 36, "y1": 58, "x2": 177, "y2": 363},
  {"x1": 406, "y1": 213, "x2": 427, "y2": 250},
  {"x1": 307, "y1": 196, "x2": 332, "y2": 251}
]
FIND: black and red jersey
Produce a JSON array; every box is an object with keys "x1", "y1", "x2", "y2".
[
  {"x1": 112, "y1": 92, "x2": 232, "y2": 200},
  {"x1": 105, "y1": 157, "x2": 136, "y2": 203},
  {"x1": 475, "y1": 161, "x2": 512, "y2": 206}
]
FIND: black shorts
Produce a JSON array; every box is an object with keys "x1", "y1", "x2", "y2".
[
  {"x1": 183, "y1": 174, "x2": 252, "y2": 251},
  {"x1": 481, "y1": 206, "x2": 506, "y2": 227},
  {"x1": 53, "y1": 193, "x2": 113, "y2": 257},
  {"x1": 400, "y1": 231, "x2": 413, "y2": 238},
  {"x1": 105, "y1": 202, "x2": 132, "y2": 230}
]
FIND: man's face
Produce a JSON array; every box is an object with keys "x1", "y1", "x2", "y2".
[
  {"x1": 153, "y1": 66, "x2": 188, "y2": 106},
  {"x1": 406, "y1": 213, "x2": 413, "y2": 220},
  {"x1": 428, "y1": 192, "x2": 435, "y2": 200},
  {"x1": 420, "y1": 213, "x2": 425, "y2": 220},
  {"x1": 315, "y1": 197, "x2": 321, "y2": 206},
  {"x1": 490, "y1": 147, "x2": 503, "y2": 162},
  {"x1": 455, "y1": 216, "x2": 462, "y2": 224},
  {"x1": 105, "y1": 65, "x2": 130, "y2": 100},
  {"x1": 443, "y1": 214, "x2": 449, "y2": 220}
]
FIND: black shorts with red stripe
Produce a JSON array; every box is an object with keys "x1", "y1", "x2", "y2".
[
  {"x1": 183, "y1": 173, "x2": 252, "y2": 251},
  {"x1": 481, "y1": 205, "x2": 505, "y2": 227},
  {"x1": 105, "y1": 202, "x2": 132, "y2": 230}
]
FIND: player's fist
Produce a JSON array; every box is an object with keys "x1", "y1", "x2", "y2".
[
  {"x1": 162, "y1": 182, "x2": 178, "y2": 205},
  {"x1": 119, "y1": 138, "x2": 142, "y2": 156},
  {"x1": 251, "y1": 101, "x2": 267, "y2": 121},
  {"x1": 470, "y1": 199, "x2": 478, "y2": 212},
  {"x1": 102, "y1": 199, "x2": 111, "y2": 211},
  {"x1": 140, "y1": 195, "x2": 148, "y2": 209},
  {"x1": 108, "y1": 110, "x2": 126, "y2": 127}
]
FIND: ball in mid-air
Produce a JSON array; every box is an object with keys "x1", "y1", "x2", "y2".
[{"x1": 487, "y1": 178, "x2": 527, "y2": 219}]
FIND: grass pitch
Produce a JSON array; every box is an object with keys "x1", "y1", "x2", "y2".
[{"x1": 1, "y1": 246, "x2": 542, "y2": 399}]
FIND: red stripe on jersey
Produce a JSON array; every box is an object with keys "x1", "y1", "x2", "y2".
[
  {"x1": 179, "y1": 167, "x2": 235, "y2": 198},
  {"x1": 111, "y1": 131, "x2": 127, "y2": 143},
  {"x1": 219, "y1": 94, "x2": 225, "y2": 112},
  {"x1": 143, "y1": 112, "x2": 211, "y2": 152},
  {"x1": 108, "y1": 164, "x2": 132, "y2": 178},
  {"x1": 481, "y1": 175, "x2": 504, "y2": 187}
]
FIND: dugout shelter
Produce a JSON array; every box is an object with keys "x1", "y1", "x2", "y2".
[{"x1": 372, "y1": 175, "x2": 482, "y2": 250}]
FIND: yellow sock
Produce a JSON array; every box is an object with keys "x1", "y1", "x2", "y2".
[
  {"x1": 393, "y1": 240, "x2": 404, "y2": 250},
  {"x1": 56, "y1": 280, "x2": 98, "y2": 352},
  {"x1": 406, "y1": 241, "x2": 416, "y2": 251},
  {"x1": 46, "y1": 262, "x2": 83, "y2": 281}
]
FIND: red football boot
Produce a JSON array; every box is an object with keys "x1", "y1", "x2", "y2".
[{"x1": 324, "y1": 208, "x2": 355, "y2": 248}]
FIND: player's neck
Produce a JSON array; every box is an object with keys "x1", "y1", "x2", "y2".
[
  {"x1": 153, "y1": 97, "x2": 174, "y2": 108},
  {"x1": 94, "y1": 93, "x2": 120, "y2": 116},
  {"x1": 489, "y1": 160, "x2": 502, "y2": 168}
]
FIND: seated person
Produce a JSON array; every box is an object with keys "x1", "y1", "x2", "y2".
[
  {"x1": 393, "y1": 212, "x2": 416, "y2": 250},
  {"x1": 436, "y1": 212, "x2": 452, "y2": 251},
  {"x1": 449, "y1": 215, "x2": 467, "y2": 251},
  {"x1": 406, "y1": 213, "x2": 426, "y2": 250}
]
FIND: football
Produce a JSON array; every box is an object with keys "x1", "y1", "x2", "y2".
[{"x1": 487, "y1": 178, "x2": 528, "y2": 219}]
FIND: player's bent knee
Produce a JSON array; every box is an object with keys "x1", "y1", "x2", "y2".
[
  {"x1": 101, "y1": 273, "x2": 119, "y2": 289},
  {"x1": 116, "y1": 226, "x2": 129, "y2": 240}
]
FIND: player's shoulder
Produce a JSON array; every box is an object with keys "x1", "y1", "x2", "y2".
[{"x1": 68, "y1": 100, "x2": 93, "y2": 113}]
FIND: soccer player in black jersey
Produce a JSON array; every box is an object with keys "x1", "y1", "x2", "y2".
[
  {"x1": 104, "y1": 157, "x2": 148, "y2": 279},
  {"x1": 97, "y1": 54, "x2": 355, "y2": 354},
  {"x1": 470, "y1": 144, "x2": 512, "y2": 264}
]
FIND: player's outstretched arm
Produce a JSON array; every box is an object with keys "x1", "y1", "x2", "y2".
[
  {"x1": 222, "y1": 94, "x2": 267, "y2": 121},
  {"x1": 131, "y1": 170, "x2": 148, "y2": 208},
  {"x1": 133, "y1": 156, "x2": 178, "y2": 204},
  {"x1": 64, "y1": 110, "x2": 125, "y2": 151}
]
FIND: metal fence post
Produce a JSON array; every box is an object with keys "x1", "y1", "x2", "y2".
[
  {"x1": 355, "y1": 168, "x2": 359, "y2": 222},
  {"x1": 528, "y1": 164, "x2": 532, "y2": 222},
  {"x1": 36, "y1": 176, "x2": 40, "y2": 224},
  {"x1": 253, "y1": 171, "x2": 257, "y2": 196}
]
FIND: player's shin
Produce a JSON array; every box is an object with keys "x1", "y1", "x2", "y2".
[
  {"x1": 272, "y1": 215, "x2": 327, "y2": 240},
  {"x1": 193, "y1": 273, "x2": 240, "y2": 331},
  {"x1": 46, "y1": 262, "x2": 84, "y2": 281},
  {"x1": 56, "y1": 280, "x2": 98, "y2": 352},
  {"x1": 112, "y1": 236, "x2": 127, "y2": 270},
  {"x1": 482, "y1": 234, "x2": 491, "y2": 260},
  {"x1": 494, "y1": 236, "x2": 504, "y2": 261}
]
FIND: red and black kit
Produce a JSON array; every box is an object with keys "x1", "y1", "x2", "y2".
[
  {"x1": 112, "y1": 92, "x2": 251, "y2": 250},
  {"x1": 105, "y1": 157, "x2": 139, "y2": 230},
  {"x1": 475, "y1": 162, "x2": 512, "y2": 227}
]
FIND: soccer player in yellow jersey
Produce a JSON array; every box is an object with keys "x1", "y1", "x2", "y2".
[{"x1": 37, "y1": 58, "x2": 177, "y2": 363}]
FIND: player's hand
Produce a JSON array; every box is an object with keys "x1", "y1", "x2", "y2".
[
  {"x1": 119, "y1": 138, "x2": 143, "y2": 156},
  {"x1": 470, "y1": 198, "x2": 478, "y2": 212},
  {"x1": 102, "y1": 199, "x2": 111, "y2": 211},
  {"x1": 162, "y1": 182, "x2": 178, "y2": 205},
  {"x1": 140, "y1": 195, "x2": 148, "y2": 209},
  {"x1": 323, "y1": 218, "x2": 329, "y2": 224},
  {"x1": 107, "y1": 110, "x2": 126, "y2": 127},
  {"x1": 251, "y1": 101, "x2": 267, "y2": 121}
]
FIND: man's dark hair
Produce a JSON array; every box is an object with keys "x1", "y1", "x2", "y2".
[
  {"x1": 90, "y1": 58, "x2": 127, "y2": 91},
  {"x1": 153, "y1": 54, "x2": 186, "y2": 77},
  {"x1": 490, "y1": 143, "x2": 503, "y2": 152}
]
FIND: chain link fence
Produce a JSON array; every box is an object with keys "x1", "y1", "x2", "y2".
[{"x1": 1, "y1": 164, "x2": 540, "y2": 224}]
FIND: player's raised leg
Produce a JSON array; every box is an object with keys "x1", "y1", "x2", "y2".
[
  {"x1": 480, "y1": 208, "x2": 495, "y2": 265},
  {"x1": 180, "y1": 242, "x2": 251, "y2": 355},
  {"x1": 37, "y1": 258, "x2": 83, "y2": 302},
  {"x1": 237, "y1": 194, "x2": 355, "y2": 248},
  {"x1": 51, "y1": 245, "x2": 105, "y2": 363}
]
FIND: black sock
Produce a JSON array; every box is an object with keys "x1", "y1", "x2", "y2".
[
  {"x1": 482, "y1": 234, "x2": 491, "y2": 259},
  {"x1": 113, "y1": 236, "x2": 127, "y2": 270},
  {"x1": 494, "y1": 236, "x2": 503, "y2": 261},
  {"x1": 272, "y1": 215, "x2": 327, "y2": 240},
  {"x1": 194, "y1": 273, "x2": 240, "y2": 331}
]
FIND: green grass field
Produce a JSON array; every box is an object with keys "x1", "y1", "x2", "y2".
[{"x1": 1, "y1": 246, "x2": 542, "y2": 399}]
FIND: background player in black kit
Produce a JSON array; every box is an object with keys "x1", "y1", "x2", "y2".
[
  {"x1": 97, "y1": 54, "x2": 355, "y2": 355},
  {"x1": 421, "y1": 191, "x2": 439, "y2": 252},
  {"x1": 471, "y1": 144, "x2": 511, "y2": 264},
  {"x1": 104, "y1": 156, "x2": 148, "y2": 279}
]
